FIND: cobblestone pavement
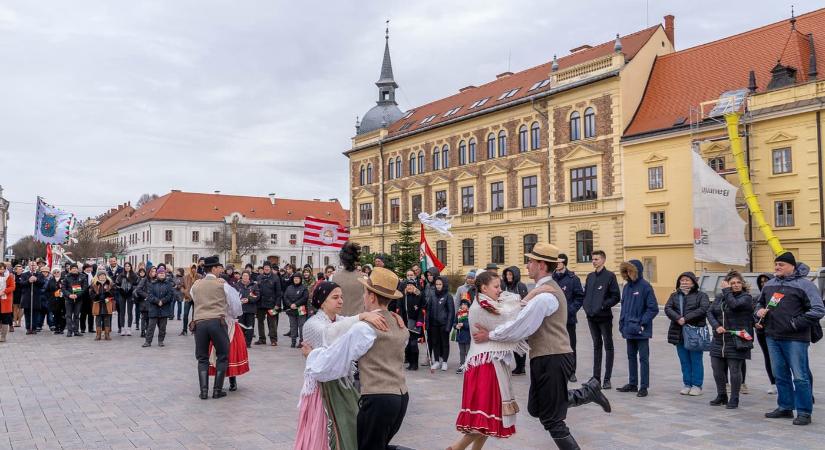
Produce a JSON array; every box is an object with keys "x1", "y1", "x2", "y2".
[{"x1": 0, "y1": 312, "x2": 823, "y2": 450}]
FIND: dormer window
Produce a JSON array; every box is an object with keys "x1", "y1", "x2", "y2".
[
  {"x1": 497, "y1": 88, "x2": 520, "y2": 100},
  {"x1": 470, "y1": 97, "x2": 490, "y2": 108}
]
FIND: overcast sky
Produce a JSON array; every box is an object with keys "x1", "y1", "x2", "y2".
[{"x1": 1, "y1": 0, "x2": 820, "y2": 246}]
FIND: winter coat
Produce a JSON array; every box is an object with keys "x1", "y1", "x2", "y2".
[
  {"x1": 426, "y1": 277, "x2": 455, "y2": 329},
  {"x1": 663, "y1": 272, "x2": 710, "y2": 345},
  {"x1": 283, "y1": 282, "x2": 309, "y2": 317},
  {"x1": 182, "y1": 272, "x2": 198, "y2": 302},
  {"x1": 423, "y1": 267, "x2": 441, "y2": 307},
  {"x1": 0, "y1": 270, "x2": 15, "y2": 314},
  {"x1": 398, "y1": 285, "x2": 424, "y2": 332},
  {"x1": 455, "y1": 305, "x2": 471, "y2": 344},
  {"x1": 553, "y1": 268, "x2": 585, "y2": 325},
  {"x1": 583, "y1": 267, "x2": 621, "y2": 321},
  {"x1": 236, "y1": 281, "x2": 260, "y2": 315},
  {"x1": 754, "y1": 273, "x2": 773, "y2": 337},
  {"x1": 756, "y1": 263, "x2": 825, "y2": 342},
  {"x1": 105, "y1": 266, "x2": 124, "y2": 289},
  {"x1": 12, "y1": 272, "x2": 24, "y2": 305},
  {"x1": 618, "y1": 260, "x2": 659, "y2": 340},
  {"x1": 61, "y1": 272, "x2": 88, "y2": 304},
  {"x1": 708, "y1": 288, "x2": 754, "y2": 359},
  {"x1": 89, "y1": 280, "x2": 115, "y2": 316},
  {"x1": 256, "y1": 272, "x2": 282, "y2": 310},
  {"x1": 502, "y1": 266, "x2": 528, "y2": 299},
  {"x1": 116, "y1": 270, "x2": 139, "y2": 300},
  {"x1": 17, "y1": 272, "x2": 45, "y2": 310},
  {"x1": 46, "y1": 276, "x2": 63, "y2": 307},
  {"x1": 145, "y1": 278, "x2": 175, "y2": 318},
  {"x1": 38, "y1": 275, "x2": 53, "y2": 309}
]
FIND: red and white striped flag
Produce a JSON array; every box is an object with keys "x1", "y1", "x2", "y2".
[{"x1": 303, "y1": 217, "x2": 349, "y2": 248}]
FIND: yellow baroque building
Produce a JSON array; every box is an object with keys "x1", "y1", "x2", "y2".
[
  {"x1": 622, "y1": 9, "x2": 825, "y2": 301},
  {"x1": 346, "y1": 20, "x2": 674, "y2": 276}
]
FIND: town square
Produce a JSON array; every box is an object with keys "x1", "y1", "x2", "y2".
[{"x1": 2, "y1": 1, "x2": 825, "y2": 449}]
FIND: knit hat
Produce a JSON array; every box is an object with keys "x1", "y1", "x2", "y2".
[
  {"x1": 558, "y1": 253, "x2": 569, "y2": 267},
  {"x1": 311, "y1": 281, "x2": 340, "y2": 309},
  {"x1": 774, "y1": 251, "x2": 797, "y2": 267},
  {"x1": 156, "y1": 267, "x2": 167, "y2": 274},
  {"x1": 466, "y1": 270, "x2": 476, "y2": 278}
]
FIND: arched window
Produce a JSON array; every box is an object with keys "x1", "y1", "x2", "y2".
[
  {"x1": 433, "y1": 147, "x2": 441, "y2": 170},
  {"x1": 487, "y1": 133, "x2": 496, "y2": 159},
  {"x1": 409, "y1": 153, "x2": 417, "y2": 175},
  {"x1": 570, "y1": 111, "x2": 581, "y2": 141},
  {"x1": 459, "y1": 141, "x2": 467, "y2": 165},
  {"x1": 388, "y1": 159, "x2": 395, "y2": 180},
  {"x1": 518, "y1": 125, "x2": 528, "y2": 152},
  {"x1": 418, "y1": 151, "x2": 424, "y2": 173},
  {"x1": 523, "y1": 234, "x2": 538, "y2": 264},
  {"x1": 442, "y1": 145, "x2": 450, "y2": 169},
  {"x1": 491, "y1": 236, "x2": 505, "y2": 264},
  {"x1": 462, "y1": 238, "x2": 475, "y2": 266},
  {"x1": 395, "y1": 156, "x2": 402, "y2": 178},
  {"x1": 366, "y1": 164, "x2": 373, "y2": 183},
  {"x1": 530, "y1": 122, "x2": 541, "y2": 150},
  {"x1": 498, "y1": 130, "x2": 507, "y2": 157},
  {"x1": 576, "y1": 230, "x2": 594, "y2": 263},
  {"x1": 584, "y1": 107, "x2": 596, "y2": 138},
  {"x1": 359, "y1": 165, "x2": 366, "y2": 185},
  {"x1": 468, "y1": 138, "x2": 477, "y2": 163}
]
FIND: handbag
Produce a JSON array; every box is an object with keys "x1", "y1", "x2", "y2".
[
  {"x1": 733, "y1": 334, "x2": 754, "y2": 350},
  {"x1": 680, "y1": 295, "x2": 711, "y2": 352}
]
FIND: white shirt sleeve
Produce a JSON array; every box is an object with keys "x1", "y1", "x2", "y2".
[
  {"x1": 489, "y1": 293, "x2": 559, "y2": 342},
  {"x1": 305, "y1": 322, "x2": 377, "y2": 382},
  {"x1": 224, "y1": 283, "x2": 243, "y2": 318},
  {"x1": 325, "y1": 315, "x2": 361, "y2": 345}
]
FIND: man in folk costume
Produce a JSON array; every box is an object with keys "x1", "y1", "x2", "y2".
[
  {"x1": 208, "y1": 268, "x2": 248, "y2": 393},
  {"x1": 303, "y1": 267, "x2": 409, "y2": 450},
  {"x1": 190, "y1": 256, "x2": 232, "y2": 400},
  {"x1": 473, "y1": 243, "x2": 611, "y2": 450}
]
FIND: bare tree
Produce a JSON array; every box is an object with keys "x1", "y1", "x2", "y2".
[
  {"x1": 65, "y1": 222, "x2": 125, "y2": 261},
  {"x1": 205, "y1": 224, "x2": 268, "y2": 258},
  {"x1": 135, "y1": 193, "x2": 159, "y2": 208},
  {"x1": 10, "y1": 236, "x2": 47, "y2": 261}
]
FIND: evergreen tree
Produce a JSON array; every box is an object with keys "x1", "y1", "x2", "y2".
[{"x1": 393, "y1": 221, "x2": 419, "y2": 278}]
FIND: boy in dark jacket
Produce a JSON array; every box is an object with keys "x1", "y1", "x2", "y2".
[
  {"x1": 583, "y1": 250, "x2": 621, "y2": 388},
  {"x1": 616, "y1": 259, "x2": 659, "y2": 397},
  {"x1": 552, "y1": 254, "x2": 584, "y2": 382}
]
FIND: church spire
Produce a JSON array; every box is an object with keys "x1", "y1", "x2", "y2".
[{"x1": 376, "y1": 20, "x2": 398, "y2": 105}]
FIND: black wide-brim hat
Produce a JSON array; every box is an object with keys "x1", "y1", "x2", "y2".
[{"x1": 203, "y1": 255, "x2": 222, "y2": 268}]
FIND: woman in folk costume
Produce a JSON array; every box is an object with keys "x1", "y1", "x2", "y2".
[
  {"x1": 294, "y1": 281, "x2": 393, "y2": 450},
  {"x1": 207, "y1": 278, "x2": 249, "y2": 392},
  {"x1": 450, "y1": 271, "x2": 528, "y2": 450},
  {"x1": 0, "y1": 262, "x2": 16, "y2": 342}
]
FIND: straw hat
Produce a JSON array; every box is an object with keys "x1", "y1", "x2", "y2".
[
  {"x1": 358, "y1": 267, "x2": 402, "y2": 299},
  {"x1": 524, "y1": 242, "x2": 561, "y2": 263}
]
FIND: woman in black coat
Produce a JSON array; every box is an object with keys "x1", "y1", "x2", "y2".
[
  {"x1": 426, "y1": 276, "x2": 455, "y2": 372},
  {"x1": 236, "y1": 272, "x2": 259, "y2": 347},
  {"x1": 133, "y1": 267, "x2": 151, "y2": 338},
  {"x1": 398, "y1": 280, "x2": 424, "y2": 370},
  {"x1": 706, "y1": 271, "x2": 754, "y2": 409},
  {"x1": 663, "y1": 272, "x2": 709, "y2": 396},
  {"x1": 283, "y1": 273, "x2": 308, "y2": 348},
  {"x1": 142, "y1": 268, "x2": 174, "y2": 348},
  {"x1": 116, "y1": 262, "x2": 139, "y2": 336}
]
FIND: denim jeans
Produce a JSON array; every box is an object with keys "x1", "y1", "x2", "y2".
[
  {"x1": 675, "y1": 342, "x2": 705, "y2": 387},
  {"x1": 626, "y1": 339, "x2": 650, "y2": 389},
  {"x1": 767, "y1": 337, "x2": 813, "y2": 414}
]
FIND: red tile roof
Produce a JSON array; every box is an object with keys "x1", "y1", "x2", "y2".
[
  {"x1": 386, "y1": 25, "x2": 661, "y2": 137},
  {"x1": 96, "y1": 204, "x2": 135, "y2": 237},
  {"x1": 625, "y1": 8, "x2": 825, "y2": 138},
  {"x1": 114, "y1": 191, "x2": 349, "y2": 230}
]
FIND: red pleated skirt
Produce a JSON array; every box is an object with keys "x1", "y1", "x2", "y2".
[
  {"x1": 209, "y1": 323, "x2": 250, "y2": 377},
  {"x1": 455, "y1": 361, "x2": 515, "y2": 438}
]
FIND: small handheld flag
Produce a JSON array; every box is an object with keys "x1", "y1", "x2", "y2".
[
  {"x1": 767, "y1": 293, "x2": 784, "y2": 309},
  {"x1": 728, "y1": 330, "x2": 753, "y2": 341}
]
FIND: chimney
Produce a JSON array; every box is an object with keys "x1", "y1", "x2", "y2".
[
  {"x1": 268, "y1": 193, "x2": 276, "y2": 205},
  {"x1": 495, "y1": 72, "x2": 513, "y2": 79},
  {"x1": 214, "y1": 190, "x2": 221, "y2": 195},
  {"x1": 664, "y1": 15, "x2": 675, "y2": 46},
  {"x1": 459, "y1": 85, "x2": 477, "y2": 92}
]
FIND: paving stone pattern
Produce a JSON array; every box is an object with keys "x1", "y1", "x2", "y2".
[{"x1": 0, "y1": 312, "x2": 823, "y2": 449}]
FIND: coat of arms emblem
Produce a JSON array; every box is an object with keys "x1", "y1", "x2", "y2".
[{"x1": 40, "y1": 214, "x2": 58, "y2": 237}]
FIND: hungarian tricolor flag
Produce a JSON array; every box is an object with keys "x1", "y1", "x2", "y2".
[
  {"x1": 767, "y1": 292, "x2": 784, "y2": 309},
  {"x1": 420, "y1": 223, "x2": 445, "y2": 272},
  {"x1": 728, "y1": 330, "x2": 753, "y2": 341}
]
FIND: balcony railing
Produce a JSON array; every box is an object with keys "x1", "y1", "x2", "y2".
[
  {"x1": 460, "y1": 215, "x2": 474, "y2": 224},
  {"x1": 569, "y1": 201, "x2": 598, "y2": 212},
  {"x1": 357, "y1": 225, "x2": 373, "y2": 233},
  {"x1": 521, "y1": 208, "x2": 537, "y2": 217},
  {"x1": 489, "y1": 211, "x2": 504, "y2": 221}
]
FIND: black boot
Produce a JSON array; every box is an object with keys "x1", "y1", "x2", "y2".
[
  {"x1": 553, "y1": 434, "x2": 581, "y2": 450},
  {"x1": 568, "y1": 377, "x2": 612, "y2": 413},
  {"x1": 212, "y1": 369, "x2": 227, "y2": 398},
  {"x1": 229, "y1": 377, "x2": 237, "y2": 391},
  {"x1": 726, "y1": 396, "x2": 739, "y2": 409},
  {"x1": 198, "y1": 370, "x2": 209, "y2": 400},
  {"x1": 709, "y1": 394, "x2": 728, "y2": 406}
]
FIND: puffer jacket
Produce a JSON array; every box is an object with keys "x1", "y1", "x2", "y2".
[
  {"x1": 423, "y1": 267, "x2": 441, "y2": 305},
  {"x1": 663, "y1": 272, "x2": 710, "y2": 345},
  {"x1": 426, "y1": 277, "x2": 455, "y2": 328},
  {"x1": 618, "y1": 260, "x2": 659, "y2": 340},
  {"x1": 707, "y1": 288, "x2": 754, "y2": 359},
  {"x1": 236, "y1": 281, "x2": 259, "y2": 315},
  {"x1": 145, "y1": 277, "x2": 175, "y2": 318},
  {"x1": 553, "y1": 268, "x2": 585, "y2": 325},
  {"x1": 256, "y1": 272, "x2": 282, "y2": 310},
  {"x1": 502, "y1": 266, "x2": 528, "y2": 299},
  {"x1": 61, "y1": 272, "x2": 88, "y2": 304},
  {"x1": 283, "y1": 281, "x2": 308, "y2": 316},
  {"x1": 756, "y1": 263, "x2": 825, "y2": 342}
]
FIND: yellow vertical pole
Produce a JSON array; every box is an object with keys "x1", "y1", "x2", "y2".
[{"x1": 724, "y1": 113, "x2": 785, "y2": 256}]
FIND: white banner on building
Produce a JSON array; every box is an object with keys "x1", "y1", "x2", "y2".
[{"x1": 692, "y1": 151, "x2": 749, "y2": 266}]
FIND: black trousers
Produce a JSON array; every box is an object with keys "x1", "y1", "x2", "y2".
[
  {"x1": 567, "y1": 322, "x2": 577, "y2": 373},
  {"x1": 357, "y1": 393, "x2": 409, "y2": 450},
  {"x1": 428, "y1": 325, "x2": 450, "y2": 363},
  {"x1": 756, "y1": 329, "x2": 776, "y2": 384},
  {"x1": 80, "y1": 298, "x2": 94, "y2": 332},
  {"x1": 528, "y1": 353, "x2": 575, "y2": 439},
  {"x1": 240, "y1": 312, "x2": 256, "y2": 346},
  {"x1": 712, "y1": 356, "x2": 744, "y2": 399},
  {"x1": 146, "y1": 317, "x2": 167, "y2": 344},
  {"x1": 51, "y1": 300, "x2": 66, "y2": 331},
  {"x1": 587, "y1": 317, "x2": 614, "y2": 382},
  {"x1": 133, "y1": 300, "x2": 144, "y2": 330},
  {"x1": 116, "y1": 293, "x2": 128, "y2": 330},
  {"x1": 65, "y1": 300, "x2": 82, "y2": 334},
  {"x1": 405, "y1": 331, "x2": 420, "y2": 368},
  {"x1": 195, "y1": 318, "x2": 230, "y2": 374},
  {"x1": 256, "y1": 309, "x2": 278, "y2": 343}
]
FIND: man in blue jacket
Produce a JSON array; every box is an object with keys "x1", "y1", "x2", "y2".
[
  {"x1": 553, "y1": 253, "x2": 584, "y2": 382},
  {"x1": 616, "y1": 259, "x2": 659, "y2": 397},
  {"x1": 756, "y1": 251, "x2": 825, "y2": 426}
]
